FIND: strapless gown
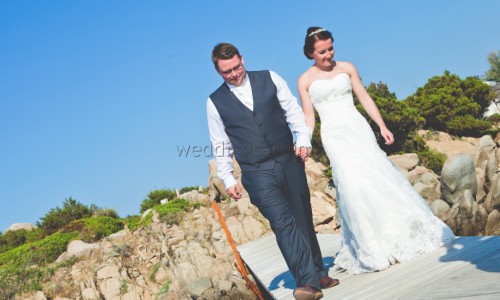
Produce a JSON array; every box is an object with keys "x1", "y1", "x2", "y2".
[{"x1": 309, "y1": 73, "x2": 455, "y2": 274}]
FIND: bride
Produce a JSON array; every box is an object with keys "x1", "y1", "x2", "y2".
[{"x1": 297, "y1": 27, "x2": 456, "y2": 274}]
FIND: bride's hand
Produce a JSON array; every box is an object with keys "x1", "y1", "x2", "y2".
[
  {"x1": 380, "y1": 127, "x2": 394, "y2": 145},
  {"x1": 294, "y1": 145, "x2": 312, "y2": 161}
]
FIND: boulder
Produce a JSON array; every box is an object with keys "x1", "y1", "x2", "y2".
[
  {"x1": 445, "y1": 190, "x2": 488, "y2": 235},
  {"x1": 388, "y1": 153, "x2": 419, "y2": 171},
  {"x1": 485, "y1": 209, "x2": 500, "y2": 235},
  {"x1": 430, "y1": 199, "x2": 450, "y2": 221},
  {"x1": 441, "y1": 154, "x2": 477, "y2": 206},
  {"x1": 413, "y1": 172, "x2": 441, "y2": 204},
  {"x1": 187, "y1": 277, "x2": 213, "y2": 298},
  {"x1": 6, "y1": 223, "x2": 35, "y2": 232},
  {"x1": 485, "y1": 174, "x2": 500, "y2": 213},
  {"x1": 179, "y1": 190, "x2": 210, "y2": 203}
]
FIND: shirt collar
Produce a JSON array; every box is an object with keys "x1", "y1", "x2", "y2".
[{"x1": 226, "y1": 73, "x2": 249, "y2": 91}]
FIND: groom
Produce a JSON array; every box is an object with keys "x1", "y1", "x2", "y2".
[{"x1": 207, "y1": 43, "x2": 339, "y2": 299}]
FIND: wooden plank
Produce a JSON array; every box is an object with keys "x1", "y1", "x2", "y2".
[
  {"x1": 238, "y1": 234, "x2": 341, "y2": 299},
  {"x1": 238, "y1": 234, "x2": 500, "y2": 300},
  {"x1": 328, "y1": 236, "x2": 500, "y2": 299}
]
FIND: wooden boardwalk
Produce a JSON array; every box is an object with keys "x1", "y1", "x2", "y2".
[{"x1": 237, "y1": 234, "x2": 500, "y2": 299}]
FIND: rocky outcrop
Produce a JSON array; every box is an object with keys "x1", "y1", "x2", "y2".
[
  {"x1": 30, "y1": 192, "x2": 271, "y2": 300},
  {"x1": 17, "y1": 132, "x2": 500, "y2": 299},
  {"x1": 420, "y1": 132, "x2": 500, "y2": 236}
]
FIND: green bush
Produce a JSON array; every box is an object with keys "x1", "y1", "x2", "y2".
[
  {"x1": 140, "y1": 189, "x2": 176, "y2": 213},
  {"x1": 113, "y1": 244, "x2": 133, "y2": 257},
  {"x1": 152, "y1": 198, "x2": 190, "y2": 217},
  {"x1": 446, "y1": 115, "x2": 492, "y2": 137},
  {"x1": 416, "y1": 147, "x2": 447, "y2": 175},
  {"x1": 124, "y1": 213, "x2": 154, "y2": 231},
  {"x1": 0, "y1": 234, "x2": 79, "y2": 299},
  {"x1": 156, "y1": 280, "x2": 172, "y2": 299},
  {"x1": 124, "y1": 215, "x2": 142, "y2": 231},
  {"x1": 0, "y1": 231, "x2": 78, "y2": 269},
  {"x1": 0, "y1": 228, "x2": 43, "y2": 254},
  {"x1": 140, "y1": 212, "x2": 154, "y2": 228},
  {"x1": 152, "y1": 198, "x2": 191, "y2": 226},
  {"x1": 358, "y1": 82, "x2": 425, "y2": 155},
  {"x1": 310, "y1": 110, "x2": 330, "y2": 166},
  {"x1": 37, "y1": 198, "x2": 93, "y2": 236},
  {"x1": 179, "y1": 186, "x2": 199, "y2": 194},
  {"x1": 406, "y1": 71, "x2": 496, "y2": 136},
  {"x1": 487, "y1": 113, "x2": 500, "y2": 123},
  {"x1": 61, "y1": 216, "x2": 124, "y2": 243},
  {"x1": 92, "y1": 208, "x2": 120, "y2": 219}
]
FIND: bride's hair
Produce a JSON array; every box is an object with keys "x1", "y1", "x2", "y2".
[{"x1": 303, "y1": 27, "x2": 334, "y2": 60}]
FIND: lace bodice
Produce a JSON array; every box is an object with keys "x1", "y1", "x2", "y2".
[
  {"x1": 308, "y1": 73, "x2": 356, "y2": 126},
  {"x1": 309, "y1": 73, "x2": 352, "y2": 105}
]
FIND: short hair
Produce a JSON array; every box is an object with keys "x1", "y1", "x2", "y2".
[
  {"x1": 303, "y1": 27, "x2": 334, "y2": 60},
  {"x1": 211, "y1": 43, "x2": 241, "y2": 68}
]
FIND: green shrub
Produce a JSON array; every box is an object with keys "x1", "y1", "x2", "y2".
[
  {"x1": 406, "y1": 71, "x2": 496, "y2": 137},
  {"x1": 0, "y1": 230, "x2": 27, "y2": 253},
  {"x1": 400, "y1": 132, "x2": 427, "y2": 154},
  {"x1": 0, "y1": 231, "x2": 78, "y2": 269},
  {"x1": 149, "y1": 262, "x2": 161, "y2": 281},
  {"x1": 113, "y1": 244, "x2": 133, "y2": 257},
  {"x1": 446, "y1": 115, "x2": 492, "y2": 137},
  {"x1": 121, "y1": 280, "x2": 129, "y2": 293},
  {"x1": 152, "y1": 198, "x2": 192, "y2": 226},
  {"x1": 140, "y1": 212, "x2": 154, "y2": 228},
  {"x1": 61, "y1": 216, "x2": 123, "y2": 243},
  {"x1": 125, "y1": 212, "x2": 154, "y2": 231},
  {"x1": 124, "y1": 215, "x2": 142, "y2": 231},
  {"x1": 0, "y1": 236, "x2": 79, "y2": 299},
  {"x1": 358, "y1": 82, "x2": 425, "y2": 155},
  {"x1": 416, "y1": 147, "x2": 447, "y2": 174},
  {"x1": 310, "y1": 110, "x2": 330, "y2": 166},
  {"x1": 37, "y1": 198, "x2": 93, "y2": 236},
  {"x1": 179, "y1": 186, "x2": 199, "y2": 194},
  {"x1": 152, "y1": 198, "x2": 190, "y2": 217},
  {"x1": 480, "y1": 126, "x2": 500, "y2": 138},
  {"x1": 487, "y1": 113, "x2": 500, "y2": 123},
  {"x1": 92, "y1": 208, "x2": 120, "y2": 219},
  {"x1": 140, "y1": 189, "x2": 176, "y2": 213},
  {"x1": 156, "y1": 280, "x2": 172, "y2": 299}
]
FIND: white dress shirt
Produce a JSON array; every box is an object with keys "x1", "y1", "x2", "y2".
[{"x1": 206, "y1": 70, "x2": 311, "y2": 190}]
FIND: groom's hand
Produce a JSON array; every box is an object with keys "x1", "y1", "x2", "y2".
[
  {"x1": 227, "y1": 184, "x2": 243, "y2": 200},
  {"x1": 295, "y1": 145, "x2": 312, "y2": 162}
]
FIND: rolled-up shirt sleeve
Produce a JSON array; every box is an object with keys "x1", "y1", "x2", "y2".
[
  {"x1": 207, "y1": 98, "x2": 237, "y2": 189},
  {"x1": 270, "y1": 70, "x2": 312, "y2": 148}
]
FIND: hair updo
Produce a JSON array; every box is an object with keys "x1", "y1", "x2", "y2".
[{"x1": 303, "y1": 27, "x2": 334, "y2": 60}]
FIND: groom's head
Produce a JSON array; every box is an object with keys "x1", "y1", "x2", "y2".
[{"x1": 212, "y1": 43, "x2": 246, "y2": 87}]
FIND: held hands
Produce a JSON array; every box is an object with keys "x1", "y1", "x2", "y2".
[
  {"x1": 294, "y1": 145, "x2": 312, "y2": 162},
  {"x1": 380, "y1": 127, "x2": 394, "y2": 145},
  {"x1": 226, "y1": 183, "x2": 243, "y2": 200}
]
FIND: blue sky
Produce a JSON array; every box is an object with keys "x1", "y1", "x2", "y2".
[{"x1": 1, "y1": 0, "x2": 499, "y2": 231}]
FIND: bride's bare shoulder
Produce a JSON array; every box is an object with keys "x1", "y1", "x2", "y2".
[
  {"x1": 335, "y1": 61, "x2": 357, "y2": 74},
  {"x1": 297, "y1": 67, "x2": 316, "y2": 89}
]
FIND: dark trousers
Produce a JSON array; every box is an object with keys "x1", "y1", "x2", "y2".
[{"x1": 241, "y1": 156, "x2": 327, "y2": 289}]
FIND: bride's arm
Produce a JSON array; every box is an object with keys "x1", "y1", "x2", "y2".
[
  {"x1": 347, "y1": 62, "x2": 394, "y2": 145},
  {"x1": 297, "y1": 75, "x2": 315, "y2": 136}
]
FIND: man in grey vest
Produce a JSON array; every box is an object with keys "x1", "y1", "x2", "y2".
[{"x1": 207, "y1": 43, "x2": 339, "y2": 300}]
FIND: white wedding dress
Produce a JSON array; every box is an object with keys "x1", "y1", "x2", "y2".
[{"x1": 309, "y1": 72, "x2": 455, "y2": 274}]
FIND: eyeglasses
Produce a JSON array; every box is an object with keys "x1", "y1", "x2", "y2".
[{"x1": 219, "y1": 62, "x2": 243, "y2": 75}]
